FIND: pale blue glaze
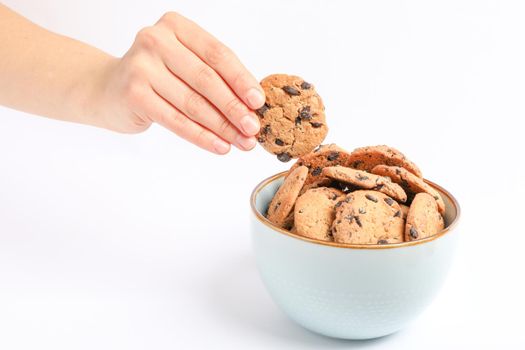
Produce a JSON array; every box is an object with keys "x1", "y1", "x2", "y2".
[{"x1": 251, "y1": 176, "x2": 458, "y2": 340}]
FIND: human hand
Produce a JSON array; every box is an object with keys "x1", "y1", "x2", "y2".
[{"x1": 94, "y1": 12, "x2": 265, "y2": 154}]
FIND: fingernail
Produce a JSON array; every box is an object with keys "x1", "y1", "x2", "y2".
[
  {"x1": 246, "y1": 88, "x2": 265, "y2": 109},
  {"x1": 235, "y1": 135, "x2": 257, "y2": 151},
  {"x1": 212, "y1": 139, "x2": 230, "y2": 155},
  {"x1": 240, "y1": 115, "x2": 260, "y2": 136}
]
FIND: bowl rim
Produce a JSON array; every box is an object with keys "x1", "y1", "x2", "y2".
[{"x1": 250, "y1": 171, "x2": 461, "y2": 250}]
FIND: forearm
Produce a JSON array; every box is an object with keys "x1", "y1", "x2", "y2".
[{"x1": 0, "y1": 4, "x2": 116, "y2": 128}]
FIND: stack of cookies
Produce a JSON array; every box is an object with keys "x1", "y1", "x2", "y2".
[
  {"x1": 265, "y1": 144, "x2": 445, "y2": 244},
  {"x1": 255, "y1": 74, "x2": 445, "y2": 245}
]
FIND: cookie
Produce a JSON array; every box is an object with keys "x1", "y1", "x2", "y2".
[
  {"x1": 371, "y1": 165, "x2": 445, "y2": 214},
  {"x1": 331, "y1": 190, "x2": 404, "y2": 244},
  {"x1": 405, "y1": 193, "x2": 445, "y2": 241},
  {"x1": 347, "y1": 145, "x2": 422, "y2": 178},
  {"x1": 322, "y1": 165, "x2": 407, "y2": 202},
  {"x1": 266, "y1": 166, "x2": 308, "y2": 227},
  {"x1": 256, "y1": 74, "x2": 328, "y2": 161},
  {"x1": 294, "y1": 187, "x2": 344, "y2": 241},
  {"x1": 288, "y1": 144, "x2": 355, "y2": 191}
]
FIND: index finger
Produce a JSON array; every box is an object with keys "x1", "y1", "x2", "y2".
[{"x1": 157, "y1": 12, "x2": 265, "y2": 110}]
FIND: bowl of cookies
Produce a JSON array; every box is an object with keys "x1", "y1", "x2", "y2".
[{"x1": 250, "y1": 75, "x2": 460, "y2": 340}]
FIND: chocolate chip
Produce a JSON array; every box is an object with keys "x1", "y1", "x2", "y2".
[
  {"x1": 394, "y1": 210, "x2": 401, "y2": 218},
  {"x1": 354, "y1": 215, "x2": 362, "y2": 227},
  {"x1": 409, "y1": 227, "x2": 419, "y2": 239},
  {"x1": 434, "y1": 195, "x2": 440, "y2": 200},
  {"x1": 365, "y1": 194, "x2": 378, "y2": 203},
  {"x1": 331, "y1": 194, "x2": 339, "y2": 200},
  {"x1": 262, "y1": 125, "x2": 271, "y2": 135},
  {"x1": 275, "y1": 139, "x2": 284, "y2": 146},
  {"x1": 356, "y1": 173, "x2": 369, "y2": 181},
  {"x1": 358, "y1": 208, "x2": 366, "y2": 214},
  {"x1": 377, "y1": 239, "x2": 388, "y2": 245},
  {"x1": 345, "y1": 215, "x2": 354, "y2": 223},
  {"x1": 327, "y1": 152, "x2": 340, "y2": 161},
  {"x1": 295, "y1": 117, "x2": 302, "y2": 125},
  {"x1": 301, "y1": 81, "x2": 311, "y2": 89},
  {"x1": 282, "y1": 86, "x2": 300, "y2": 96},
  {"x1": 312, "y1": 167, "x2": 322, "y2": 176},
  {"x1": 373, "y1": 184, "x2": 384, "y2": 191},
  {"x1": 298, "y1": 106, "x2": 312, "y2": 120},
  {"x1": 277, "y1": 152, "x2": 292, "y2": 162},
  {"x1": 255, "y1": 103, "x2": 269, "y2": 118},
  {"x1": 335, "y1": 201, "x2": 343, "y2": 208},
  {"x1": 310, "y1": 122, "x2": 323, "y2": 128},
  {"x1": 395, "y1": 168, "x2": 402, "y2": 175},
  {"x1": 384, "y1": 197, "x2": 394, "y2": 206},
  {"x1": 257, "y1": 137, "x2": 265, "y2": 143}
]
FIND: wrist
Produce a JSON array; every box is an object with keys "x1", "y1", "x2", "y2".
[{"x1": 77, "y1": 54, "x2": 120, "y2": 130}]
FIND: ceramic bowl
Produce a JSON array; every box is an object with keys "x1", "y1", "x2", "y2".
[{"x1": 250, "y1": 171, "x2": 460, "y2": 340}]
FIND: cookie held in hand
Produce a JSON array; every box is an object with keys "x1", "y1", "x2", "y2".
[{"x1": 256, "y1": 74, "x2": 328, "y2": 161}]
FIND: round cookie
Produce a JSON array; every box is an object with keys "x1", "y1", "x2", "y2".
[
  {"x1": 256, "y1": 74, "x2": 328, "y2": 161},
  {"x1": 347, "y1": 145, "x2": 422, "y2": 178},
  {"x1": 288, "y1": 144, "x2": 355, "y2": 191},
  {"x1": 266, "y1": 166, "x2": 308, "y2": 228},
  {"x1": 405, "y1": 193, "x2": 445, "y2": 241},
  {"x1": 331, "y1": 190, "x2": 404, "y2": 244},
  {"x1": 371, "y1": 165, "x2": 445, "y2": 214},
  {"x1": 294, "y1": 187, "x2": 344, "y2": 241},
  {"x1": 322, "y1": 165, "x2": 407, "y2": 203}
]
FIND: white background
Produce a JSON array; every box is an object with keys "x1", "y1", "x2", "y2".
[{"x1": 1, "y1": 0, "x2": 524, "y2": 349}]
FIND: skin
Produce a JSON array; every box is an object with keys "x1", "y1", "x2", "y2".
[{"x1": 0, "y1": 5, "x2": 265, "y2": 154}]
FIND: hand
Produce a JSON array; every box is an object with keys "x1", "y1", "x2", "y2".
[{"x1": 94, "y1": 12, "x2": 265, "y2": 154}]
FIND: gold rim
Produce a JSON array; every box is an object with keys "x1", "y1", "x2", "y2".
[{"x1": 250, "y1": 171, "x2": 461, "y2": 250}]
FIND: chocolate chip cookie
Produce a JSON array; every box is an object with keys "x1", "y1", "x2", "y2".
[
  {"x1": 347, "y1": 145, "x2": 422, "y2": 178},
  {"x1": 256, "y1": 74, "x2": 328, "y2": 161},
  {"x1": 266, "y1": 166, "x2": 308, "y2": 228},
  {"x1": 331, "y1": 190, "x2": 404, "y2": 244},
  {"x1": 405, "y1": 193, "x2": 445, "y2": 241},
  {"x1": 294, "y1": 187, "x2": 344, "y2": 241},
  {"x1": 371, "y1": 165, "x2": 445, "y2": 214},
  {"x1": 287, "y1": 144, "x2": 354, "y2": 192},
  {"x1": 322, "y1": 165, "x2": 407, "y2": 202}
]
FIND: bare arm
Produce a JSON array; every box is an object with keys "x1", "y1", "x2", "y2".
[
  {"x1": 0, "y1": 5, "x2": 264, "y2": 154},
  {"x1": 0, "y1": 4, "x2": 114, "y2": 128}
]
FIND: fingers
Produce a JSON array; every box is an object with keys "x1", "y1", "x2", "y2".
[
  {"x1": 157, "y1": 13, "x2": 265, "y2": 110},
  {"x1": 137, "y1": 86, "x2": 231, "y2": 155},
  {"x1": 149, "y1": 64, "x2": 256, "y2": 151},
  {"x1": 150, "y1": 30, "x2": 260, "y2": 137}
]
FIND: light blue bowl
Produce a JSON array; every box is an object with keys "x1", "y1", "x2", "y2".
[{"x1": 250, "y1": 172, "x2": 460, "y2": 340}]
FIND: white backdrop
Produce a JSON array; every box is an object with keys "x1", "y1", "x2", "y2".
[{"x1": 1, "y1": 1, "x2": 524, "y2": 349}]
